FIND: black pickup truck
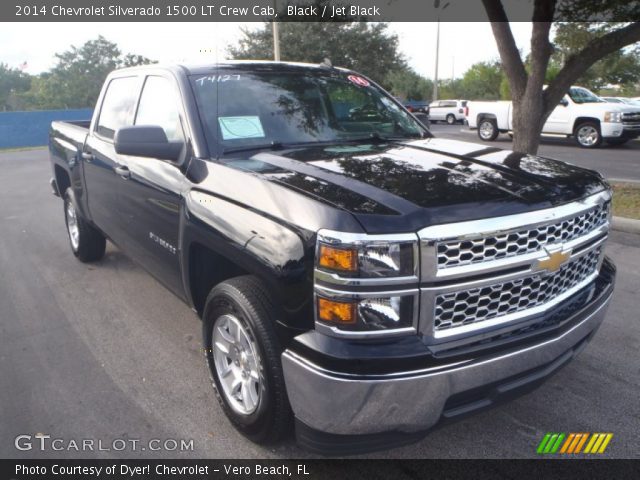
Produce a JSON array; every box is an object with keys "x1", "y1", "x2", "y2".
[{"x1": 49, "y1": 62, "x2": 615, "y2": 454}]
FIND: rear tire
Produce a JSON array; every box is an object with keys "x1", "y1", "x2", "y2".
[
  {"x1": 477, "y1": 118, "x2": 499, "y2": 141},
  {"x1": 202, "y1": 276, "x2": 292, "y2": 444},
  {"x1": 446, "y1": 114, "x2": 456, "y2": 125},
  {"x1": 64, "y1": 190, "x2": 106, "y2": 262},
  {"x1": 574, "y1": 121, "x2": 602, "y2": 148}
]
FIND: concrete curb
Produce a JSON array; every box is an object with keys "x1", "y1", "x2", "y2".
[{"x1": 612, "y1": 216, "x2": 640, "y2": 235}]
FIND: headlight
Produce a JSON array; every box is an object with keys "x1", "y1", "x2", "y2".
[
  {"x1": 604, "y1": 111, "x2": 622, "y2": 123},
  {"x1": 315, "y1": 292, "x2": 416, "y2": 333},
  {"x1": 314, "y1": 230, "x2": 419, "y2": 337},
  {"x1": 316, "y1": 231, "x2": 417, "y2": 278}
]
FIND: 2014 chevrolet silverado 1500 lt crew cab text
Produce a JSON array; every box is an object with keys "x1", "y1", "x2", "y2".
[
  {"x1": 49, "y1": 62, "x2": 616, "y2": 454},
  {"x1": 466, "y1": 86, "x2": 640, "y2": 148}
]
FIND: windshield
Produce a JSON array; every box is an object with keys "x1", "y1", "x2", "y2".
[
  {"x1": 190, "y1": 69, "x2": 427, "y2": 153},
  {"x1": 568, "y1": 87, "x2": 603, "y2": 104}
]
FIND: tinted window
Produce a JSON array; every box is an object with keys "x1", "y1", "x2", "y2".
[
  {"x1": 191, "y1": 71, "x2": 426, "y2": 152},
  {"x1": 135, "y1": 76, "x2": 184, "y2": 142},
  {"x1": 442, "y1": 100, "x2": 457, "y2": 107},
  {"x1": 96, "y1": 77, "x2": 140, "y2": 139}
]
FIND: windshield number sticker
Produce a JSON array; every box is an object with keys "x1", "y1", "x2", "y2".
[
  {"x1": 348, "y1": 75, "x2": 370, "y2": 87},
  {"x1": 196, "y1": 74, "x2": 241, "y2": 86}
]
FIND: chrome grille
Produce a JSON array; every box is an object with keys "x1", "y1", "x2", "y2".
[
  {"x1": 622, "y1": 111, "x2": 640, "y2": 127},
  {"x1": 436, "y1": 202, "x2": 609, "y2": 269},
  {"x1": 434, "y1": 248, "x2": 601, "y2": 331}
]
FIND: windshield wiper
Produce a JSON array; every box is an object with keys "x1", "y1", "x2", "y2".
[
  {"x1": 342, "y1": 132, "x2": 423, "y2": 144},
  {"x1": 222, "y1": 141, "x2": 286, "y2": 154}
]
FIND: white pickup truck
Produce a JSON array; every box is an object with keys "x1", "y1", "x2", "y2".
[{"x1": 466, "y1": 86, "x2": 640, "y2": 148}]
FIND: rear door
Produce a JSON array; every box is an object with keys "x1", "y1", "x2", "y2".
[
  {"x1": 84, "y1": 75, "x2": 142, "y2": 245},
  {"x1": 114, "y1": 74, "x2": 187, "y2": 298}
]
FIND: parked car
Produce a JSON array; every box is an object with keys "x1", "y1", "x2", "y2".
[
  {"x1": 601, "y1": 96, "x2": 640, "y2": 106},
  {"x1": 49, "y1": 62, "x2": 615, "y2": 453},
  {"x1": 466, "y1": 86, "x2": 640, "y2": 147},
  {"x1": 600, "y1": 96, "x2": 626, "y2": 104},
  {"x1": 429, "y1": 99, "x2": 468, "y2": 124},
  {"x1": 404, "y1": 99, "x2": 430, "y2": 114}
]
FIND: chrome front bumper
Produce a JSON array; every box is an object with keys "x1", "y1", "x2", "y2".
[{"x1": 282, "y1": 291, "x2": 612, "y2": 436}]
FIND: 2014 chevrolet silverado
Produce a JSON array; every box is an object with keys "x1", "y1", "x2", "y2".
[{"x1": 49, "y1": 62, "x2": 615, "y2": 454}]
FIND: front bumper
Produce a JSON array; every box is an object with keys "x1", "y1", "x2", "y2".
[
  {"x1": 282, "y1": 259, "x2": 615, "y2": 451},
  {"x1": 601, "y1": 122, "x2": 640, "y2": 138}
]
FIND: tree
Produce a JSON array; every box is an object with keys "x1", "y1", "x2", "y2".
[
  {"x1": 552, "y1": 23, "x2": 640, "y2": 91},
  {"x1": 24, "y1": 36, "x2": 156, "y2": 110},
  {"x1": 0, "y1": 63, "x2": 31, "y2": 110},
  {"x1": 459, "y1": 61, "x2": 504, "y2": 100},
  {"x1": 482, "y1": 0, "x2": 640, "y2": 154},
  {"x1": 228, "y1": 22, "x2": 407, "y2": 86},
  {"x1": 386, "y1": 69, "x2": 433, "y2": 100}
]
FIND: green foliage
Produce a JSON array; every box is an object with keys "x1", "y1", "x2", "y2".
[
  {"x1": 552, "y1": 23, "x2": 640, "y2": 91},
  {"x1": 386, "y1": 69, "x2": 433, "y2": 100},
  {"x1": 458, "y1": 61, "x2": 504, "y2": 100},
  {"x1": 0, "y1": 36, "x2": 155, "y2": 111},
  {"x1": 0, "y1": 63, "x2": 31, "y2": 110},
  {"x1": 228, "y1": 22, "x2": 407, "y2": 86}
]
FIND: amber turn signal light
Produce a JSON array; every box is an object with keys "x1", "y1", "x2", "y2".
[
  {"x1": 318, "y1": 244, "x2": 357, "y2": 272},
  {"x1": 317, "y1": 297, "x2": 357, "y2": 324}
]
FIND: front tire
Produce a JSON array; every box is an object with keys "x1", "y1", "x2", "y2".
[
  {"x1": 64, "y1": 190, "x2": 106, "y2": 262},
  {"x1": 574, "y1": 121, "x2": 602, "y2": 148},
  {"x1": 478, "y1": 118, "x2": 499, "y2": 141},
  {"x1": 203, "y1": 276, "x2": 291, "y2": 444}
]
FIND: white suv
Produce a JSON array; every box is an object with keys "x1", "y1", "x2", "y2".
[{"x1": 429, "y1": 99, "x2": 468, "y2": 124}]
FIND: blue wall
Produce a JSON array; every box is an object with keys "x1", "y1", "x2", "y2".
[{"x1": 0, "y1": 109, "x2": 93, "y2": 149}]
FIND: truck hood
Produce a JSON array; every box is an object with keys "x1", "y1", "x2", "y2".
[
  {"x1": 225, "y1": 137, "x2": 607, "y2": 233},
  {"x1": 575, "y1": 102, "x2": 640, "y2": 114}
]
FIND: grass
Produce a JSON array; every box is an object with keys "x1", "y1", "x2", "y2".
[
  {"x1": 611, "y1": 183, "x2": 640, "y2": 220},
  {"x1": 0, "y1": 145, "x2": 46, "y2": 153}
]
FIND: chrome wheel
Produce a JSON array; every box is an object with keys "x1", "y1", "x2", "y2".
[
  {"x1": 446, "y1": 114, "x2": 456, "y2": 125},
  {"x1": 479, "y1": 121, "x2": 495, "y2": 140},
  {"x1": 212, "y1": 314, "x2": 262, "y2": 415},
  {"x1": 66, "y1": 200, "x2": 80, "y2": 251},
  {"x1": 577, "y1": 125, "x2": 599, "y2": 147}
]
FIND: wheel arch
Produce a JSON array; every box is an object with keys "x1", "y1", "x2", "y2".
[{"x1": 572, "y1": 116, "x2": 601, "y2": 134}]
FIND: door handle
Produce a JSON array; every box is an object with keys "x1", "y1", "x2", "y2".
[
  {"x1": 114, "y1": 165, "x2": 131, "y2": 179},
  {"x1": 81, "y1": 152, "x2": 93, "y2": 162}
]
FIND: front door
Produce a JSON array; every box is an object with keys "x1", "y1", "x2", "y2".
[{"x1": 114, "y1": 75, "x2": 187, "y2": 298}]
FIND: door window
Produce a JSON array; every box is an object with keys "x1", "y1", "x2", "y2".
[
  {"x1": 96, "y1": 76, "x2": 140, "y2": 139},
  {"x1": 135, "y1": 76, "x2": 184, "y2": 142}
]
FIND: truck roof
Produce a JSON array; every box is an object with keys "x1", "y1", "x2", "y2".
[{"x1": 114, "y1": 60, "x2": 352, "y2": 76}]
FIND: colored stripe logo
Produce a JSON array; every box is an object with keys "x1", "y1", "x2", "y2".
[{"x1": 537, "y1": 433, "x2": 613, "y2": 454}]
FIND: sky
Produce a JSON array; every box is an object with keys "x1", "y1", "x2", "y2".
[{"x1": 0, "y1": 22, "x2": 533, "y2": 80}]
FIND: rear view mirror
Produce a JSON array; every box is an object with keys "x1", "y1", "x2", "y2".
[
  {"x1": 114, "y1": 125, "x2": 183, "y2": 162},
  {"x1": 559, "y1": 98, "x2": 569, "y2": 107}
]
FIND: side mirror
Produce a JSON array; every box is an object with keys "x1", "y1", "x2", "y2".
[
  {"x1": 559, "y1": 98, "x2": 569, "y2": 107},
  {"x1": 114, "y1": 125, "x2": 183, "y2": 162}
]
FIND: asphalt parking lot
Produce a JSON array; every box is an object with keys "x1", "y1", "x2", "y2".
[
  {"x1": 429, "y1": 123, "x2": 640, "y2": 182},
  {"x1": 1, "y1": 148, "x2": 639, "y2": 459}
]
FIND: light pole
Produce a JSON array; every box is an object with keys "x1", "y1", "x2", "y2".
[
  {"x1": 272, "y1": 21, "x2": 281, "y2": 61},
  {"x1": 433, "y1": 20, "x2": 440, "y2": 101},
  {"x1": 272, "y1": 0, "x2": 280, "y2": 61},
  {"x1": 432, "y1": 1, "x2": 449, "y2": 102}
]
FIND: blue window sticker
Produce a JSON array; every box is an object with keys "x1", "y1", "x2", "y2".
[{"x1": 218, "y1": 116, "x2": 265, "y2": 140}]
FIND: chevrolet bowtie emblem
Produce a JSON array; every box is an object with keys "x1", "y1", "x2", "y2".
[{"x1": 537, "y1": 247, "x2": 572, "y2": 273}]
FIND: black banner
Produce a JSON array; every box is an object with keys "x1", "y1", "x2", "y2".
[
  {"x1": 5, "y1": 0, "x2": 640, "y2": 22},
  {"x1": 2, "y1": 459, "x2": 640, "y2": 480}
]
